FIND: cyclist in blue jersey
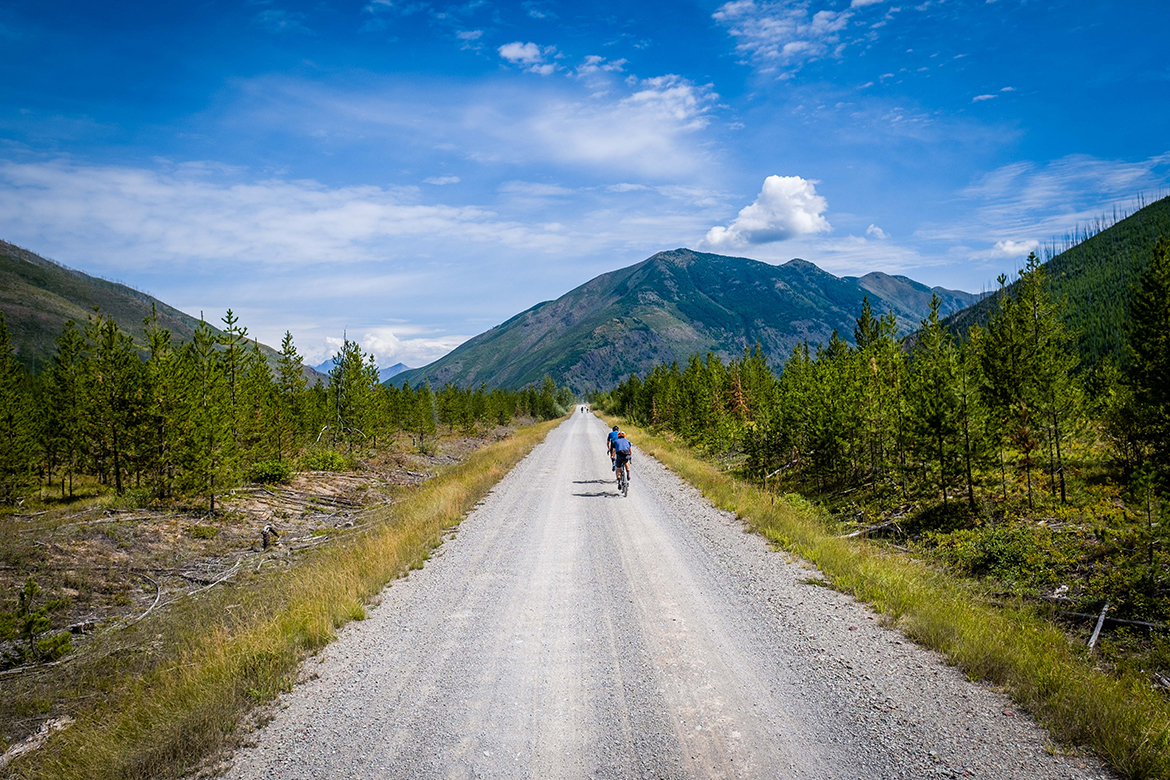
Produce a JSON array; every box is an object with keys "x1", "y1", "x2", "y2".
[
  {"x1": 612, "y1": 432, "x2": 632, "y2": 486},
  {"x1": 606, "y1": 425, "x2": 621, "y2": 471}
]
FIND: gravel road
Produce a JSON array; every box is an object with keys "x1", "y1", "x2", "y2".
[{"x1": 224, "y1": 410, "x2": 1113, "y2": 780}]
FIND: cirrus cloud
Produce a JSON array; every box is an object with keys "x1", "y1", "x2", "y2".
[{"x1": 702, "y1": 174, "x2": 831, "y2": 249}]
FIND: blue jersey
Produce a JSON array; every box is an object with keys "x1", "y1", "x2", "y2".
[
  {"x1": 606, "y1": 431, "x2": 621, "y2": 449},
  {"x1": 612, "y1": 436, "x2": 631, "y2": 454}
]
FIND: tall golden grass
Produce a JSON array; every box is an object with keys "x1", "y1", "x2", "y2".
[
  {"x1": 8, "y1": 419, "x2": 558, "y2": 780},
  {"x1": 614, "y1": 417, "x2": 1170, "y2": 780}
]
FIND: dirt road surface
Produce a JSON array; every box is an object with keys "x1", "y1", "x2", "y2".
[{"x1": 224, "y1": 411, "x2": 1112, "y2": 780}]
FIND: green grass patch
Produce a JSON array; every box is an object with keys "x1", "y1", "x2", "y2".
[
  {"x1": 609, "y1": 415, "x2": 1170, "y2": 780},
  {"x1": 7, "y1": 419, "x2": 559, "y2": 780}
]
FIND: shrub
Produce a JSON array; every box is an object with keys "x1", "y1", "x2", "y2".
[
  {"x1": 248, "y1": 459, "x2": 293, "y2": 484},
  {"x1": 299, "y1": 450, "x2": 353, "y2": 472}
]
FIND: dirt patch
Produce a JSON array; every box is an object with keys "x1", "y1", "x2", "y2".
[{"x1": 0, "y1": 423, "x2": 525, "y2": 752}]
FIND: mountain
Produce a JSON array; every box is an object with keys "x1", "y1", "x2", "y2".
[
  {"x1": 0, "y1": 239, "x2": 326, "y2": 383},
  {"x1": 378, "y1": 362, "x2": 412, "y2": 383},
  {"x1": 941, "y1": 194, "x2": 1170, "y2": 367},
  {"x1": 313, "y1": 359, "x2": 411, "y2": 384},
  {"x1": 396, "y1": 248, "x2": 982, "y2": 392}
]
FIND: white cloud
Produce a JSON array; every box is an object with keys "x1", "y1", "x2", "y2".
[
  {"x1": 607, "y1": 182, "x2": 651, "y2": 193},
  {"x1": 577, "y1": 55, "x2": 627, "y2": 76},
  {"x1": 1000, "y1": 86, "x2": 1015, "y2": 92},
  {"x1": 498, "y1": 41, "x2": 558, "y2": 75},
  {"x1": 0, "y1": 159, "x2": 568, "y2": 269},
  {"x1": 850, "y1": 0, "x2": 886, "y2": 6},
  {"x1": 497, "y1": 180, "x2": 575, "y2": 197},
  {"x1": 987, "y1": 238, "x2": 1039, "y2": 257},
  {"x1": 713, "y1": 0, "x2": 854, "y2": 74},
  {"x1": 972, "y1": 94, "x2": 996, "y2": 102},
  {"x1": 423, "y1": 175, "x2": 460, "y2": 184},
  {"x1": 470, "y1": 74, "x2": 719, "y2": 177},
  {"x1": 866, "y1": 223, "x2": 888, "y2": 239},
  {"x1": 456, "y1": 29, "x2": 483, "y2": 49},
  {"x1": 329, "y1": 327, "x2": 470, "y2": 368},
  {"x1": 702, "y1": 175, "x2": 831, "y2": 249}
]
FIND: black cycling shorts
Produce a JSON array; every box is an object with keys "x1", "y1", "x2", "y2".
[{"x1": 615, "y1": 451, "x2": 631, "y2": 467}]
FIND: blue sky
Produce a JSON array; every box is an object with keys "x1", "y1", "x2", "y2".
[{"x1": 1, "y1": 0, "x2": 1167, "y2": 367}]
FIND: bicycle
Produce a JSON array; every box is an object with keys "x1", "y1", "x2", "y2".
[{"x1": 616, "y1": 464, "x2": 629, "y2": 497}]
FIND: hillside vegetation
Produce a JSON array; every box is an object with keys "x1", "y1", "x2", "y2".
[
  {"x1": 0, "y1": 240, "x2": 322, "y2": 382},
  {"x1": 594, "y1": 239, "x2": 1170, "y2": 749},
  {"x1": 398, "y1": 248, "x2": 981, "y2": 392},
  {"x1": 943, "y1": 194, "x2": 1170, "y2": 368}
]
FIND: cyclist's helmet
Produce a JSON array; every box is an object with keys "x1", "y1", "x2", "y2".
[
  {"x1": 612, "y1": 425, "x2": 619, "y2": 431},
  {"x1": 617, "y1": 432, "x2": 626, "y2": 438}
]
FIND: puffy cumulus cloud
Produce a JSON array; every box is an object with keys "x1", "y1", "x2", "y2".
[
  {"x1": 498, "y1": 41, "x2": 558, "y2": 75},
  {"x1": 713, "y1": 0, "x2": 853, "y2": 74},
  {"x1": 0, "y1": 159, "x2": 568, "y2": 269},
  {"x1": 972, "y1": 94, "x2": 997, "y2": 102},
  {"x1": 702, "y1": 175, "x2": 831, "y2": 249},
  {"x1": 866, "y1": 223, "x2": 888, "y2": 239},
  {"x1": 989, "y1": 239, "x2": 1039, "y2": 257}
]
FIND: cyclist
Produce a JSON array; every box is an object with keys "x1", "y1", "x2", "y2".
[
  {"x1": 612, "y1": 432, "x2": 632, "y2": 486},
  {"x1": 606, "y1": 425, "x2": 621, "y2": 472}
]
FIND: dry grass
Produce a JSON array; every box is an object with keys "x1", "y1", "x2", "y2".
[
  {"x1": 3, "y1": 418, "x2": 558, "y2": 780},
  {"x1": 611, "y1": 415, "x2": 1170, "y2": 780}
]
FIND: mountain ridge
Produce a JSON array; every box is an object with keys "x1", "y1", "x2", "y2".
[
  {"x1": 938, "y1": 195, "x2": 1170, "y2": 367},
  {"x1": 0, "y1": 239, "x2": 326, "y2": 383},
  {"x1": 397, "y1": 248, "x2": 982, "y2": 392}
]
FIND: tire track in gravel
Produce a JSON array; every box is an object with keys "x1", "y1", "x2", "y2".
[{"x1": 223, "y1": 410, "x2": 1114, "y2": 780}]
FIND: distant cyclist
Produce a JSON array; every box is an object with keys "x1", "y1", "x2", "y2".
[
  {"x1": 612, "y1": 432, "x2": 632, "y2": 486},
  {"x1": 606, "y1": 425, "x2": 621, "y2": 472}
]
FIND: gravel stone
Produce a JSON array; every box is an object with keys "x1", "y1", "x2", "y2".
[{"x1": 223, "y1": 412, "x2": 1115, "y2": 780}]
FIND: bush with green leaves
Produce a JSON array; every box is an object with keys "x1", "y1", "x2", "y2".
[
  {"x1": 299, "y1": 449, "x2": 353, "y2": 472},
  {"x1": 248, "y1": 459, "x2": 293, "y2": 484}
]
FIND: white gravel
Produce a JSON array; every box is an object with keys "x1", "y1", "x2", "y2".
[{"x1": 223, "y1": 411, "x2": 1114, "y2": 780}]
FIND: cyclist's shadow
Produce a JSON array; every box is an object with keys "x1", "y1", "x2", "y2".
[{"x1": 571, "y1": 479, "x2": 623, "y2": 498}]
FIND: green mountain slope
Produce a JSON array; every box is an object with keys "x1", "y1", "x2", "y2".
[
  {"x1": 398, "y1": 248, "x2": 982, "y2": 392},
  {"x1": 0, "y1": 239, "x2": 325, "y2": 382},
  {"x1": 942, "y1": 194, "x2": 1170, "y2": 367}
]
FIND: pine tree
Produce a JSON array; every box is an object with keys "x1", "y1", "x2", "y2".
[
  {"x1": 218, "y1": 309, "x2": 249, "y2": 443},
  {"x1": 239, "y1": 341, "x2": 277, "y2": 465},
  {"x1": 185, "y1": 319, "x2": 233, "y2": 512},
  {"x1": 275, "y1": 331, "x2": 307, "y2": 459},
  {"x1": 45, "y1": 321, "x2": 87, "y2": 498},
  {"x1": 1017, "y1": 253, "x2": 1078, "y2": 503},
  {"x1": 329, "y1": 336, "x2": 375, "y2": 452},
  {"x1": 908, "y1": 295, "x2": 960, "y2": 509},
  {"x1": 82, "y1": 313, "x2": 141, "y2": 495},
  {"x1": 0, "y1": 312, "x2": 34, "y2": 500},
  {"x1": 1127, "y1": 236, "x2": 1170, "y2": 476}
]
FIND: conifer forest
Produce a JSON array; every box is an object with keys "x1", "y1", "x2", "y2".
[
  {"x1": 596, "y1": 240, "x2": 1170, "y2": 655},
  {"x1": 0, "y1": 306, "x2": 575, "y2": 512}
]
